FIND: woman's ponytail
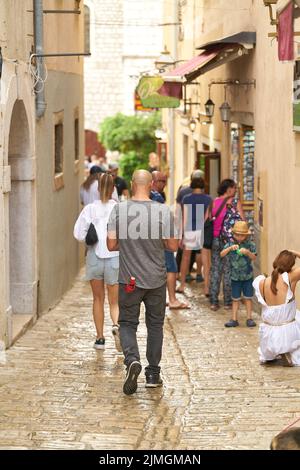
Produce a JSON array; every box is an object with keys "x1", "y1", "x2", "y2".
[
  {"x1": 271, "y1": 267, "x2": 279, "y2": 295},
  {"x1": 270, "y1": 250, "x2": 296, "y2": 295}
]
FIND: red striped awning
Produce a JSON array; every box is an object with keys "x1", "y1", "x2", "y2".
[{"x1": 163, "y1": 48, "x2": 220, "y2": 82}]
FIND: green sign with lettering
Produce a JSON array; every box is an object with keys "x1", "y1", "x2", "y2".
[{"x1": 137, "y1": 76, "x2": 180, "y2": 109}]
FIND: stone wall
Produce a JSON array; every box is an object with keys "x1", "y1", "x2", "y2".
[{"x1": 84, "y1": 0, "x2": 163, "y2": 133}]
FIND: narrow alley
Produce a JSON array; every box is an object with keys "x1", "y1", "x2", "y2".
[{"x1": 0, "y1": 276, "x2": 299, "y2": 450}]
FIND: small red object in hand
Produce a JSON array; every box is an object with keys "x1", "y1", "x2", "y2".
[{"x1": 125, "y1": 277, "x2": 136, "y2": 293}]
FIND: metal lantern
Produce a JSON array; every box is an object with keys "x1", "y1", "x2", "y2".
[
  {"x1": 154, "y1": 45, "x2": 174, "y2": 71},
  {"x1": 220, "y1": 86, "x2": 231, "y2": 122},
  {"x1": 219, "y1": 102, "x2": 231, "y2": 122},
  {"x1": 189, "y1": 118, "x2": 197, "y2": 133},
  {"x1": 205, "y1": 98, "x2": 215, "y2": 118}
]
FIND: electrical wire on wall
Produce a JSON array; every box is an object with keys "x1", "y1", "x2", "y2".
[{"x1": 28, "y1": 55, "x2": 48, "y2": 95}]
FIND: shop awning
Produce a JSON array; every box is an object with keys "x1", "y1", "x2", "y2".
[
  {"x1": 197, "y1": 31, "x2": 256, "y2": 51},
  {"x1": 162, "y1": 47, "x2": 222, "y2": 83},
  {"x1": 136, "y1": 31, "x2": 256, "y2": 109},
  {"x1": 163, "y1": 36, "x2": 255, "y2": 84}
]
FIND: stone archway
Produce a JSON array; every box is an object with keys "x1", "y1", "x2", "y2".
[{"x1": 8, "y1": 100, "x2": 37, "y2": 329}]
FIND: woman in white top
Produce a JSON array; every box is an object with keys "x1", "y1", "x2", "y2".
[
  {"x1": 80, "y1": 166, "x2": 118, "y2": 206},
  {"x1": 253, "y1": 250, "x2": 300, "y2": 366},
  {"x1": 74, "y1": 173, "x2": 121, "y2": 351}
]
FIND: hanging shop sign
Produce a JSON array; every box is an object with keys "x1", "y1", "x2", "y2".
[
  {"x1": 134, "y1": 90, "x2": 153, "y2": 112},
  {"x1": 136, "y1": 76, "x2": 181, "y2": 109}
]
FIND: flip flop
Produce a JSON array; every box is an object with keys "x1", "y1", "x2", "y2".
[
  {"x1": 169, "y1": 302, "x2": 191, "y2": 310},
  {"x1": 175, "y1": 288, "x2": 185, "y2": 294}
]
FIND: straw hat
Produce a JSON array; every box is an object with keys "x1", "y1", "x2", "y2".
[{"x1": 232, "y1": 221, "x2": 251, "y2": 235}]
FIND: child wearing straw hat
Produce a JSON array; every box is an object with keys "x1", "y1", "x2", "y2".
[{"x1": 221, "y1": 221, "x2": 257, "y2": 327}]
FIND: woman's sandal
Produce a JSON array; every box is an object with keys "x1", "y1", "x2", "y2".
[
  {"x1": 210, "y1": 304, "x2": 220, "y2": 311},
  {"x1": 281, "y1": 352, "x2": 293, "y2": 367}
]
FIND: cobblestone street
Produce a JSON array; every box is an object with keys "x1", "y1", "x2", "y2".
[{"x1": 0, "y1": 274, "x2": 299, "y2": 450}]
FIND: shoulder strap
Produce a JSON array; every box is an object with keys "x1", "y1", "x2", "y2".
[{"x1": 213, "y1": 196, "x2": 230, "y2": 220}]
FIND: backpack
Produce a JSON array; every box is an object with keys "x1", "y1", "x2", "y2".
[{"x1": 220, "y1": 198, "x2": 242, "y2": 244}]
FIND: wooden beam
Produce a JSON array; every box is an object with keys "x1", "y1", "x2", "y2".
[{"x1": 268, "y1": 32, "x2": 300, "y2": 37}]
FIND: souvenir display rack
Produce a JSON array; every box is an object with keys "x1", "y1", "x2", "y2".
[{"x1": 230, "y1": 124, "x2": 255, "y2": 237}]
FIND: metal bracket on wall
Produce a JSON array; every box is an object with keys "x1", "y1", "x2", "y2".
[
  {"x1": 27, "y1": 9, "x2": 81, "y2": 14},
  {"x1": 43, "y1": 10, "x2": 81, "y2": 14},
  {"x1": 30, "y1": 52, "x2": 91, "y2": 68},
  {"x1": 208, "y1": 79, "x2": 256, "y2": 88},
  {"x1": 263, "y1": 1, "x2": 300, "y2": 39}
]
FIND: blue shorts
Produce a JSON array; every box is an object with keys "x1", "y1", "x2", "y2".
[
  {"x1": 165, "y1": 250, "x2": 178, "y2": 273},
  {"x1": 85, "y1": 250, "x2": 119, "y2": 284},
  {"x1": 231, "y1": 278, "x2": 253, "y2": 300}
]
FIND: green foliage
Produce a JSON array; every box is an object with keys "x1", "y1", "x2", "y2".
[
  {"x1": 99, "y1": 112, "x2": 161, "y2": 183},
  {"x1": 118, "y1": 151, "x2": 148, "y2": 184}
]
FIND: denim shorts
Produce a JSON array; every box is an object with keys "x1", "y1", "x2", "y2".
[
  {"x1": 165, "y1": 250, "x2": 178, "y2": 273},
  {"x1": 85, "y1": 250, "x2": 119, "y2": 284},
  {"x1": 231, "y1": 278, "x2": 254, "y2": 300}
]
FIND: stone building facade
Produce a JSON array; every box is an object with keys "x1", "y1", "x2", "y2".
[
  {"x1": 161, "y1": 0, "x2": 300, "y2": 286},
  {"x1": 0, "y1": 0, "x2": 84, "y2": 347},
  {"x1": 84, "y1": 0, "x2": 163, "y2": 135}
]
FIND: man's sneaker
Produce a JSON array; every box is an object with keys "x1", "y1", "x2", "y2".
[
  {"x1": 145, "y1": 374, "x2": 163, "y2": 388},
  {"x1": 112, "y1": 325, "x2": 122, "y2": 352},
  {"x1": 196, "y1": 274, "x2": 204, "y2": 283},
  {"x1": 123, "y1": 361, "x2": 142, "y2": 395},
  {"x1": 246, "y1": 319, "x2": 256, "y2": 328},
  {"x1": 224, "y1": 319, "x2": 239, "y2": 327},
  {"x1": 94, "y1": 338, "x2": 105, "y2": 350}
]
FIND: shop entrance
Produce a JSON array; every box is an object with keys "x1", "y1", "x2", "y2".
[{"x1": 196, "y1": 151, "x2": 221, "y2": 198}]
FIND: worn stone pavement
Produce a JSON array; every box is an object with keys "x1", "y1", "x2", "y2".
[{"x1": 0, "y1": 274, "x2": 300, "y2": 450}]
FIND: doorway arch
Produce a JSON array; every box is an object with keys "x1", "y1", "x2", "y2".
[{"x1": 8, "y1": 100, "x2": 37, "y2": 320}]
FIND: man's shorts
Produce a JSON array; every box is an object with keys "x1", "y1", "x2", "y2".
[
  {"x1": 85, "y1": 249, "x2": 119, "y2": 284},
  {"x1": 165, "y1": 250, "x2": 178, "y2": 273},
  {"x1": 231, "y1": 278, "x2": 254, "y2": 301}
]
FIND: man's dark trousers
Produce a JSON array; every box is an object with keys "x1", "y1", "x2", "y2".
[{"x1": 118, "y1": 283, "x2": 166, "y2": 376}]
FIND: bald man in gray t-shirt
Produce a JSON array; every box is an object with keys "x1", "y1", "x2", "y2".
[{"x1": 107, "y1": 170, "x2": 178, "y2": 395}]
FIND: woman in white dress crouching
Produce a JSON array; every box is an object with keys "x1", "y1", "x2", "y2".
[{"x1": 253, "y1": 250, "x2": 300, "y2": 366}]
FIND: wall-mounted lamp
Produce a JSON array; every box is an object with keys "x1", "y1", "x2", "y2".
[
  {"x1": 219, "y1": 86, "x2": 231, "y2": 122},
  {"x1": 154, "y1": 45, "x2": 175, "y2": 72},
  {"x1": 190, "y1": 114, "x2": 213, "y2": 129},
  {"x1": 189, "y1": 118, "x2": 197, "y2": 133},
  {"x1": 204, "y1": 85, "x2": 215, "y2": 118}
]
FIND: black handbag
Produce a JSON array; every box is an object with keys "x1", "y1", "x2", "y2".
[
  {"x1": 85, "y1": 223, "x2": 98, "y2": 246},
  {"x1": 203, "y1": 197, "x2": 230, "y2": 249},
  {"x1": 203, "y1": 219, "x2": 214, "y2": 249}
]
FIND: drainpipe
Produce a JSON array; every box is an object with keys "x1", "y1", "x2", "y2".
[
  {"x1": 34, "y1": 0, "x2": 47, "y2": 118},
  {"x1": 168, "y1": 0, "x2": 178, "y2": 204}
]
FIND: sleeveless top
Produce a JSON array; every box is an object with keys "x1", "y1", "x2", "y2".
[{"x1": 253, "y1": 272, "x2": 296, "y2": 325}]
